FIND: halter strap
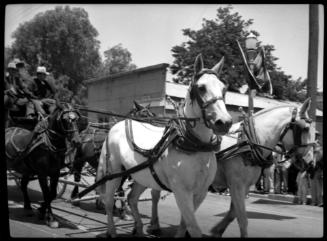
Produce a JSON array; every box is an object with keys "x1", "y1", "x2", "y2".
[{"x1": 190, "y1": 69, "x2": 225, "y2": 128}]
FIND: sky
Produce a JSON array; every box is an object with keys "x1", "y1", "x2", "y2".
[{"x1": 5, "y1": 4, "x2": 324, "y2": 90}]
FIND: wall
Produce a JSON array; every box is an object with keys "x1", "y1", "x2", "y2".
[{"x1": 87, "y1": 66, "x2": 167, "y2": 121}]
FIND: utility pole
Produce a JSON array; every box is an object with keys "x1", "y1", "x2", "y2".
[{"x1": 307, "y1": 4, "x2": 319, "y2": 122}]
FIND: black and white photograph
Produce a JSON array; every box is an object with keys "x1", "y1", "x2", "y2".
[{"x1": 3, "y1": 3, "x2": 324, "y2": 238}]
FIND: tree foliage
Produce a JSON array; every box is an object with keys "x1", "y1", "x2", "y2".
[
  {"x1": 10, "y1": 6, "x2": 101, "y2": 97},
  {"x1": 96, "y1": 44, "x2": 137, "y2": 77},
  {"x1": 170, "y1": 6, "x2": 306, "y2": 100}
]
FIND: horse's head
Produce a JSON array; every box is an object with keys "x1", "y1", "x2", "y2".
[
  {"x1": 129, "y1": 100, "x2": 156, "y2": 118},
  {"x1": 279, "y1": 98, "x2": 316, "y2": 168},
  {"x1": 52, "y1": 101, "x2": 81, "y2": 148},
  {"x1": 186, "y1": 54, "x2": 232, "y2": 135}
]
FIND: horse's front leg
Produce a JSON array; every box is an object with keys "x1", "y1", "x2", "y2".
[
  {"x1": 173, "y1": 187, "x2": 202, "y2": 237},
  {"x1": 47, "y1": 175, "x2": 60, "y2": 228},
  {"x1": 229, "y1": 182, "x2": 248, "y2": 237},
  {"x1": 20, "y1": 175, "x2": 34, "y2": 216},
  {"x1": 146, "y1": 189, "x2": 161, "y2": 235},
  {"x1": 20, "y1": 175, "x2": 31, "y2": 209},
  {"x1": 127, "y1": 182, "x2": 147, "y2": 236},
  {"x1": 71, "y1": 157, "x2": 83, "y2": 199},
  {"x1": 175, "y1": 189, "x2": 208, "y2": 237},
  {"x1": 38, "y1": 176, "x2": 59, "y2": 228},
  {"x1": 210, "y1": 201, "x2": 235, "y2": 237}
]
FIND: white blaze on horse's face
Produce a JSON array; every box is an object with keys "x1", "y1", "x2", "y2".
[{"x1": 190, "y1": 54, "x2": 232, "y2": 135}]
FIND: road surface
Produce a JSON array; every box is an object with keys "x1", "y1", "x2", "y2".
[{"x1": 6, "y1": 177, "x2": 324, "y2": 238}]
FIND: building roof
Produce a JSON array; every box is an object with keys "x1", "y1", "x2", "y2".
[
  {"x1": 85, "y1": 63, "x2": 169, "y2": 84},
  {"x1": 165, "y1": 82, "x2": 323, "y2": 117}
]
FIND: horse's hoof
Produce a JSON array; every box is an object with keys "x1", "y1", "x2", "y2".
[{"x1": 47, "y1": 219, "x2": 59, "y2": 228}]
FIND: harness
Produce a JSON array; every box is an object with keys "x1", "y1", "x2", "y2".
[
  {"x1": 6, "y1": 108, "x2": 79, "y2": 173},
  {"x1": 74, "y1": 70, "x2": 226, "y2": 198},
  {"x1": 216, "y1": 107, "x2": 316, "y2": 168},
  {"x1": 125, "y1": 118, "x2": 221, "y2": 191}
]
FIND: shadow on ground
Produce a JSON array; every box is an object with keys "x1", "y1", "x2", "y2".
[
  {"x1": 252, "y1": 198, "x2": 296, "y2": 205},
  {"x1": 7, "y1": 185, "x2": 77, "y2": 230},
  {"x1": 214, "y1": 211, "x2": 295, "y2": 220}
]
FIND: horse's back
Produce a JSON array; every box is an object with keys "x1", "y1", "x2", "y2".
[
  {"x1": 6, "y1": 127, "x2": 33, "y2": 169},
  {"x1": 109, "y1": 120, "x2": 166, "y2": 151}
]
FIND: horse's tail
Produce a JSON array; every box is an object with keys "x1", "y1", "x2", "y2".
[{"x1": 96, "y1": 135, "x2": 111, "y2": 195}]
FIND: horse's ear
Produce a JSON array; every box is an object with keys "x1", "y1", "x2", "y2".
[
  {"x1": 299, "y1": 97, "x2": 311, "y2": 119},
  {"x1": 211, "y1": 56, "x2": 225, "y2": 76},
  {"x1": 194, "y1": 54, "x2": 203, "y2": 76},
  {"x1": 133, "y1": 100, "x2": 143, "y2": 110}
]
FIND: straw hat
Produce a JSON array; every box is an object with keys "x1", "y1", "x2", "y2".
[
  {"x1": 7, "y1": 62, "x2": 17, "y2": 69},
  {"x1": 36, "y1": 66, "x2": 49, "y2": 75}
]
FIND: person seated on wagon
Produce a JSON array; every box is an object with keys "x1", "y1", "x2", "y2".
[
  {"x1": 5, "y1": 60, "x2": 35, "y2": 112},
  {"x1": 26, "y1": 66, "x2": 57, "y2": 119}
]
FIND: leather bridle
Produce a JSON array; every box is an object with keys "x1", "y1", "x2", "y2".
[
  {"x1": 278, "y1": 107, "x2": 316, "y2": 158},
  {"x1": 57, "y1": 108, "x2": 81, "y2": 134},
  {"x1": 189, "y1": 69, "x2": 226, "y2": 128}
]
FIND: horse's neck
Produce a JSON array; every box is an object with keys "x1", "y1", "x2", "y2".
[
  {"x1": 254, "y1": 107, "x2": 292, "y2": 157},
  {"x1": 183, "y1": 99, "x2": 214, "y2": 143}
]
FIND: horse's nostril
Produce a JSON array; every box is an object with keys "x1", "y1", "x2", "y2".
[{"x1": 215, "y1": 120, "x2": 224, "y2": 127}]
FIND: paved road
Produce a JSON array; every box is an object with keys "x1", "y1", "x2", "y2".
[{"x1": 6, "y1": 177, "x2": 323, "y2": 238}]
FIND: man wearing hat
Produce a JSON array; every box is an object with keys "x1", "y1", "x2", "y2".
[
  {"x1": 5, "y1": 61, "x2": 35, "y2": 110},
  {"x1": 26, "y1": 66, "x2": 57, "y2": 118}
]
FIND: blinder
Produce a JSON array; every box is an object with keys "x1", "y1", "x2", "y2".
[
  {"x1": 279, "y1": 107, "x2": 315, "y2": 157},
  {"x1": 57, "y1": 108, "x2": 80, "y2": 133}
]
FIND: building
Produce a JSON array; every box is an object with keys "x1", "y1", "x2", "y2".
[{"x1": 85, "y1": 63, "x2": 323, "y2": 143}]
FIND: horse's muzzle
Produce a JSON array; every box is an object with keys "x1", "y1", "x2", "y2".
[
  {"x1": 212, "y1": 118, "x2": 232, "y2": 135},
  {"x1": 70, "y1": 135, "x2": 81, "y2": 148}
]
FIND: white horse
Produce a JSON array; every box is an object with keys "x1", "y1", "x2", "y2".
[
  {"x1": 147, "y1": 98, "x2": 316, "y2": 237},
  {"x1": 96, "y1": 54, "x2": 233, "y2": 237}
]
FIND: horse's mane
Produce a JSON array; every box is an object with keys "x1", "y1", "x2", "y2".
[{"x1": 253, "y1": 105, "x2": 297, "y2": 117}]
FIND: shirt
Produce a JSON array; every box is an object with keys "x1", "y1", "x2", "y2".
[{"x1": 29, "y1": 77, "x2": 56, "y2": 99}]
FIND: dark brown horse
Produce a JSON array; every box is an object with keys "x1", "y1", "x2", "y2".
[
  {"x1": 68, "y1": 101, "x2": 157, "y2": 207},
  {"x1": 6, "y1": 102, "x2": 81, "y2": 228}
]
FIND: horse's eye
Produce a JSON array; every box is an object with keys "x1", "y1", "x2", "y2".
[{"x1": 198, "y1": 85, "x2": 206, "y2": 93}]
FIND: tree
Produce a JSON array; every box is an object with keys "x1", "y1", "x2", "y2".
[
  {"x1": 96, "y1": 44, "x2": 137, "y2": 77},
  {"x1": 10, "y1": 6, "x2": 101, "y2": 96},
  {"x1": 170, "y1": 6, "x2": 299, "y2": 100}
]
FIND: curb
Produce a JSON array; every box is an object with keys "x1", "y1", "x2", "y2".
[{"x1": 248, "y1": 192, "x2": 312, "y2": 204}]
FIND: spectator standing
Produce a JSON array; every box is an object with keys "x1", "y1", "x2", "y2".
[
  {"x1": 294, "y1": 154, "x2": 310, "y2": 205},
  {"x1": 263, "y1": 153, "x2": 275, "y2": 194},
  {"x1": 274, "y1": 145, "x2": 290, "y2": 194},
  {"x1": 308, "y1": 143, "x2": 323, "y2": 206}
]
